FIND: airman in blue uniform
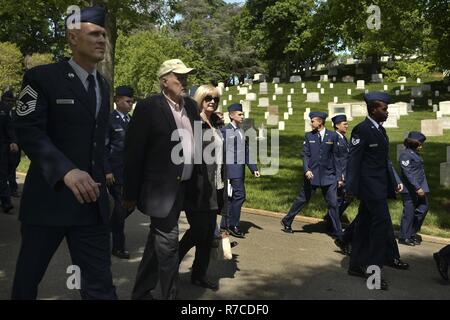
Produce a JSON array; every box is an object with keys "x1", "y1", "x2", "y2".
[
  {"x1": 11, "y1": 7, "x2": 117, "y2": 300},
  {"x1": 398, "y1": 131, "x2": 429, "y2": 246},
  {"x1": 281, "y1": 111, "x2": 343, "y2": 240},
  {"x1": 104, "y1": 86, "x2": 134, "y2": 259},
  {"x1": 345, "y1": 92, "x2": 408, "y2": 290}
]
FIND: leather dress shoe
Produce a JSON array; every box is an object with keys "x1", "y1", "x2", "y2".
[
  {"x1": 388, "y1": 258, "x2": 409, "y2": 270},
  {"x1": 433, "y1": 252, "x2": 449, "y2": 281},
  {"x1": 398, "y1": 238, "x2": 415, "y2": 246},
  {"x1": 348, "y1": 266, "x2": 389, "y2": 290},
  {"x1": 411, "y1": 234, "x2": 422, "y2": 245},
  {"x1": 334, "y1": 239, "x2": 351, "y2": 255},
  {"x1": 2, "y1": 205, "x2": 13, "y2": 214},
  {"x1": 191, "y1": 277, "x2": 219, "y2": 291},
  {"x1": 280, "y1": 220, "x2": 294, "y2": 234},
  {"x1": 230, "y1": 241, "x2": 238, "y2": 248},
  {"x1": 228, "y1": 226, "x2": 245, "y2": 238},
  {"x1": 112, "y1": 249, "x2": 130, "y2": 259}
]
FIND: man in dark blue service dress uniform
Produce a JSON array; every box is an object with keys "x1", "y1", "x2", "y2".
[
  {"x1": 281, "y1": 111, "x2": 343, "y2": 241},
  {"x1": 11, "y1": 6, "x2": 117, "y2": 300},
  {"x1": 398, "y1": 131, "x2": 429, "y2": 246},
  {"x1": 104, "y1": 85, "x2": 134, "y2": 259},
  {"x1": 220, "y1": 103, "x2": 260, "y2": 238},
  {"x1": 345, "y1": 92, "x2": 408, "y2": 290}
]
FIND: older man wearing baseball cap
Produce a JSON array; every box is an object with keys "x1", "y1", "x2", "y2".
[{"x1": 123, "y1": 58, "x2": 199, "y2": 300}]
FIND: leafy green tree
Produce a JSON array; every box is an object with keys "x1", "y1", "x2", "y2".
[
  {"x1": 24, "y1": 53, "x2": 54, "y2": 70},
  {"x1": 0, "y1": 42, "x2": 23, "y2": 91}
]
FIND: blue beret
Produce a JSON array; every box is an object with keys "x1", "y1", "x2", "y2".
[
  {"x1": 115, "y1": 85, "x2": 134, "y2": 98},
  {"x1": 331, "y1": 114, "x2": 347, "y2": 124},
  {"x1": 364, "y1": 92, "x2": 390, "y2": 104},
  {"x1": 228, "y1": 103, "x2": 242, "y2": 112},
  {"x1": 66, "y1": 6, "x2": 106, "y2": 28},
  {"x1": 407, "y1": 131, "x2": 426, "y2": 143},
  {"x1": 1, "y1": 90, "x2": 14, "y2": 99},
  {"x1": 309, "y1": 111, "x2": 328, "y2": 120}
]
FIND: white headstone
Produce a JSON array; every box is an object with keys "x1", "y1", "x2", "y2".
[
  {"x1": 239, "y1": 87, "x2": 248, "y2": 95},
  {"x1": 264, "y1": 112, "x2": 269, "y2": 119},
  {"x1": 275, "y1": 87, "x2": 284, "y2": 95},
  {"x1": 371, "y1": 74, "x2": 383, "y2": 83},
  {"x1": 411, "y1": 87, "x2": 422, "y2": 97},
  {"x1": 383, "y1": 85, "x2": 388, "y2": 91},
  {"x1": 429, "y1": 99, "x2": 434, "y2": 107},
  {"x1": 320, "y1": 75, "x2": 329, "y2": 82},
  {"x1": 223, "y1": 100, "x2": 227, "y2": 106},
  {"x1": 317, "y1": 83, "x2": 321, "y2": 89},
  {"x1": 356, "y1": 80, "x2": 365, "y2": 90},
  {"x1": 440, "y1": 163, "x2": 450, "y2": 187},
  {"x1": 387, "y1": 106, "x2": 401, "y2": 120},
  {"x1": 439, "y1": 101, "x2": 450, "y2": 115},
  {"x1": 225, "y1": 87, "x2": 229, "y2": 92},
  {"x1": 289, "y1": 75, "x2": 302, "y2": 83},
  {"x1": 389, "y1": 102, "x2": 408, "y2": 116},
  {"x1": 249, "y1": 85, "x2": 252, "y2": 90},
  {"x1": 333, "y1": 96, "x2": 338, "y2": 103},
  {"x1": 304, "y1": 118, "x2": 311, "y2": 132},
  {"x1": 272, "y1": 77, "x2": 280, "y2": 84},
  {"x1": 224, "y1": 112, "x2": 230, "y2": 124},
  {"x1": 254, "y1": 73, "x2": 264, "y2": 82},
  {"x1": 218, "y1": 82, "x2": 225, "y2": 88},
  {"x1": 438, "y1": 117, "x2": 450, "y2": 129},
  {"x1": 288, "y1": 108, "x2": 293, "y2": 115},
  {"x1": 329, "y1": 83, "x2": 334, "y2": 89},
  {"x1": 241, "y1": 100, "x2": 251, "y2": 113},
  {"x1": 400, "y1": 85, "x2": 405, "y2": 91},
  {"x1": 351, "y1": 103, "x2": 368, "y2": 117},
  {"x1": 290, "y1": 88, "x2": 295, "y2": 94},
  {"x1": 306, "y1": 92, "x2": 320, "y2": 103},
  {"x1": 417, "y1": 78, "x2": 421, "y2": 83},
  {"x1": 384, "y1": 113, "x2": 398, "y2": 128},
  {"x1": 287, "y1": 101, "x2": 292, "y2": 109},
  {"x1": 320, "y1": 88, "x2": 325, "y2": 94},
  {"x1": 395, "y1": 90, "x2": 400, "y2": 96},
  {"x1": 246, "y1": 93, "x2": 257, "y2": 101},
  {"x1": 332, "y1": 76, "x2": 337, "y2": 82},
  {"x1": 347, "y1": 89, "x2": 352, "y2": 95},
  {"x1": 258, "y1": 97, "x2": 269, "y2": 107},
  {"x1": 342, "y1": 75, "x2": 354, "y2": 83},
  {"x1": 303, "y1": 88, "x2": 307, "y2": 94},
  {"x1": 272, "y1": 95, "x2": 277, "y2": 101},
  {"x1": 421, "y1": 119, "x2": 444, "y2": 136},
  {"x1": 259, "y1": 82, "x2": 268, "y2": 94},
  {"x1": 287, "y1": 95, "x2": 291, "y2": 102},
  {"x1": 274, "y1": 83, "x2": 278, "y2": 89},
  {"x1": 301, "y1": 83, "x2": 306, "y2": 88},
  {"x1": 397, "y1": 76, "x2": 407, "y2": 83},
  {"x1": 328, "y1": 103, "x2": 353, "y2": 121},
  {"x1": 229, "y1": 94, "x2": 232, "y2": 101},
  {"x1": 244, "y1": 111, "x2": 250, "y2": 118},
  {"x1": 278, "y1": 121, "x2": 285, "y2": 131},
  {"x1": 267, "y1": 106, "x2": 279, "y2": 126},
  {"x1": 284, "y1": 112, "x2": 289, "y2": 120}
]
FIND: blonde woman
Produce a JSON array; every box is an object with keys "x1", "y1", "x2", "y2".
[{"x1": 181, "y1": 85, "x2": 227, "y2": 290}]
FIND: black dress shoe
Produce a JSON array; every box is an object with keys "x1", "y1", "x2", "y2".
[
  {"x1": 411, "y1": 234, "x2": 422, "y2": 245},
  {"x1": 230, "y1": 241, "x2": 238, "y2": 248},
  {"x1": 191, "y1": 277, "x2": 219, "y2": 291},
  {"x1": 112, "y1": 249, "x2": 130, "y2": 259},
  {"x1": 280, "y1": 220, "x2": 293, "y2": 234},
  {"x1": 334, "y1": 239, "x2": 351, "y2": 255},
  {"x1": 398, "y1": 238, "x2": 415, "y2": 246},
  {"x1": 2, "y1": 205, "x2": 13, "y2": 214},
  {"x1": 433, "y1": 252, "x2": 449, "y2": 281},
  {"x1": 388, "y1": 258, "x2": 409, "y2": 270},
  {"x1": 348, "y1": 266, "x2": 368, "y2": 278},
  {"x1": 228, "y1": 226, "x2": 245, "y2": 238}
]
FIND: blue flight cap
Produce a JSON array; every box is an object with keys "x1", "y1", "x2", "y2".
[
  {"x1": 407, "y1": 131, "x2": 426, "y2": 143},
  {"x1": 228, "y1": 103, "x2": 242, "y2": 112},
  {"x1": 66, "y1": 6, "x2": 106, "y2": 28},
  {"x1": 364, "y1": 92, "x2": 390, "y2": 104},
  {"x1": 331, "y1": 114, "x2": 347, "y2": 124},
  {"x1": 309, "y1": 111, "x2": 328, "y2": 120},
  {"x1": 115, "y1": 85, "x2": 134, "y2": 98}
]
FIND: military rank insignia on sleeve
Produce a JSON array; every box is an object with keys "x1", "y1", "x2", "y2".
[
  {"x1": 351, "y1": 137, "x2": 360, "y2": 145},
  {"x1": 401, "y1": 160, "x2": 410, "y2": 167},
  {"x1": 17, "y1": 85, "x2": 38, "y2": 116}
]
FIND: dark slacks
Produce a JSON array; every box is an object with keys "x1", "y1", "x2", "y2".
[
  {"x1": 179, "y1": 210, "x2": 217, "y2": 279},
  {"x1": 337, "y1": 187, "x2": 352, "y2": 217},
  {"x1": 439, "y1": 245, "x2": 450, "y2": 264},
  {"x1": 108, "y1": 184, "x2": 131, "y2": 251},
  {"x1": 283, "y1": 180, "x2": 343, "y2": 238},
  {"x1": 399, "y1": 192, "x2": 429, "y2": 240},
  {"x1": 11, "y1": 223, "x2": 117, "y2": 300},
  {"x1": 220, "y1": 178, "x2": 245, "y2": 228},
  {"x1": 0, "y1": 144, "x2": 11, "y2": 207},
  {"x1": 349, "y1": 199, "x2": 398, "y2": 269},
  {"x1": 8, "y1": 148, "x2": 20, "y2": 192},
  {"x1": 131, "y1": 184, "x2": 185, "y2": 300}
]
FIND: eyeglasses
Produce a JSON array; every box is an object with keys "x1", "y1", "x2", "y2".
[{"x1": 204, "y1": 95, "x2": 220, "y2": 103}]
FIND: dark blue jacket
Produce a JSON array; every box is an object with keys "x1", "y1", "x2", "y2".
[
  {"x1": 302, "y1": 129, "x2": 341, "y2": 186},
  {"x1": 104, "y1": 110, "x2": 129, "y2": 185},
  {"x1": 399, "y1": 148, "x2": 429, "y2": 194},
  {"x1": 221, "y1": 123, "x2": 257, "y2": 179},
  {"x1": 335, "y1": 132, "x2": 349, "y2": 181},
  {"x1": 346, "y1": 117, "x2": 400, "y2": 201},
  {"x1": 13, "y1": 61, "x2": 110, "y2": 226}
]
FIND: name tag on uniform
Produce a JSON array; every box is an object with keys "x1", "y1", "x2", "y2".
[
  {"x1": 309, "y1": 140, "x2": 316, "y2": 143},
  {"x1": 326, "y1": 141, "x2": 334, "y2": 144},
  {"x1": 369, "y1": 143, "x2": 378, "y2": 147},
  {"x1": 56, "y1": 99, "x2": 74, "y2": 104},
  {"x1": 114, "y1": 128, "x2": 124, "y2": 132}
]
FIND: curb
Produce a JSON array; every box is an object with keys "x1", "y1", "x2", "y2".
[{"x1": 242, "y1": 207, "x2": 450, "y2": 246}]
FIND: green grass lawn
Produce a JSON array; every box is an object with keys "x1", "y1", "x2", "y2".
[{"x1": 16, "y1": 77, "x2": 450, "y2": 238}]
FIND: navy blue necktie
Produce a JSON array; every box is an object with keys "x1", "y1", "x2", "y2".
[{"x1": 87, "y1": 74, "x2": 97, "y2": 115}]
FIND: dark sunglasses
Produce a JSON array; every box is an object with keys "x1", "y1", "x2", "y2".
[{"x1": 204, "y1": 95, "x2": 220, "y2": 103}]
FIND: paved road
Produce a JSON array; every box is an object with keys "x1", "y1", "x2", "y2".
[{"x1": 0, "y1": 182, "x2": 449, "y2": 300}]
